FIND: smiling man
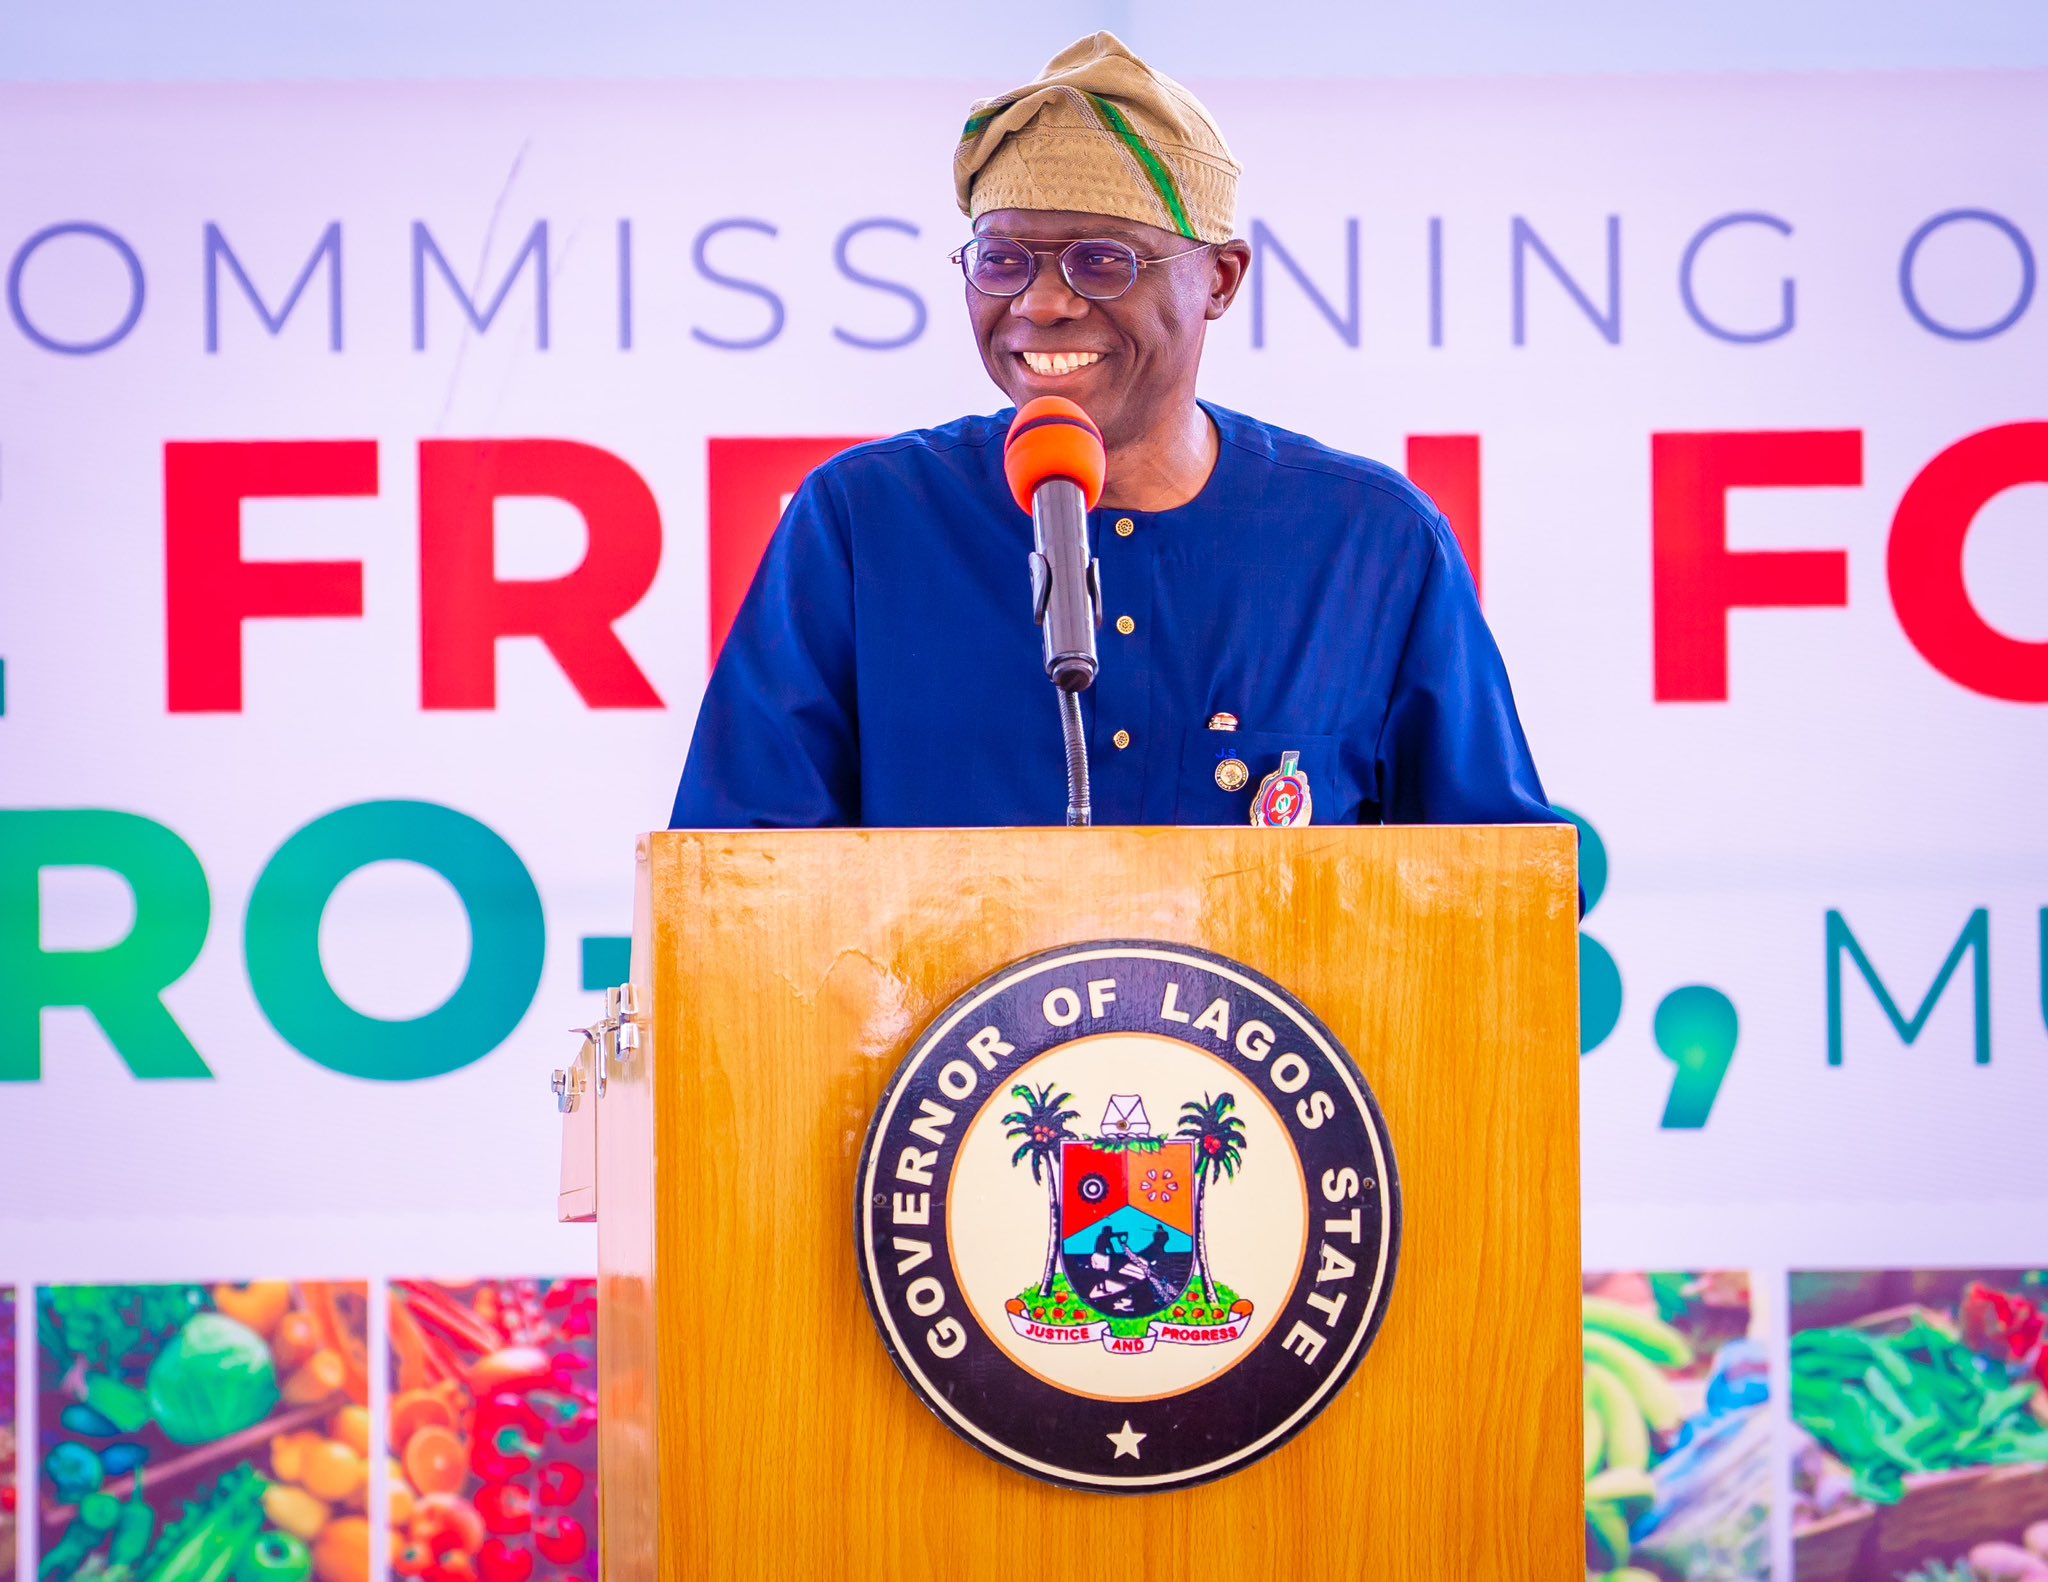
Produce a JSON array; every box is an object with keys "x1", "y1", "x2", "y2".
[{"x1": 672, "y1": 33, "x2": 1558, "y2": 831}]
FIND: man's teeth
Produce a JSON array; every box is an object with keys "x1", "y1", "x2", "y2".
[{"x1": 1021, "y1": 351, "x2": 1103, "y2": 376}]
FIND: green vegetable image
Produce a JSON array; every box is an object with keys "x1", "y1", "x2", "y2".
[
  {"x1": 145, "y1": 1314, "x2": 279, "y2": 1446},
  {"x1": 85, "y1": 1373, "x2": 154, "y2": 1433},
  {"x1": 39, "y1": 1287, "x2": 206, "y2": 1375},
  {"x1": 42, "y1": 1472, "x2": 156, "y2": 1582},
  {"x1": 80, "y1": 1492, "x2": 125, "y2": 1533},
  {"x1": 135, "y1": 1465, "x2": 268, "y2": 1582},
  {"x1": 1792, "y1": 1320, "x2": 2048, "y2": 1505},
  {"x1": 234, "y1": 1532, "x2": 312, "y2": 1582},
  {"x1": 39, "y1": 1512, "x2": 104, "y2": 1581},
  {"x1": 44, "y1": 1440, "x2": 104, "y2": 1502},
  {"x1": 111, "y1": 1479, "x2": 158, "y2": 1567}
]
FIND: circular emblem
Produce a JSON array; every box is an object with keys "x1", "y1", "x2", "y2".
[
  {"x1": 1213, "y1": 757, "x2": 1250, "y2": 792},
  {"x1": 855, "y1": 941, "x2": 1400, "y2": 1492}
]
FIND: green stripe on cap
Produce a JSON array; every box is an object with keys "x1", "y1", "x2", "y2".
[
  {"x1": 960, "y1": 107, "x2": 1001, "y2": 141},
  {"x1": 1082, "y1": 92, "x2": 1197, "y2": 240}
]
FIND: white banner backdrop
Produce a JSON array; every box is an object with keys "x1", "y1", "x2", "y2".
[{"x1": 1, "y1": 72, "x2": 2044, "y2": 1562}]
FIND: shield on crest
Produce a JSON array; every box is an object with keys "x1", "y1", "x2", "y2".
[{"x1": 1059, "y1": 1139, "x2": 1196, "y2": 1318}]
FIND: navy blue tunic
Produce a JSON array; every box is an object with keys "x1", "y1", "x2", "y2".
[{"x1": 672, "y1": 403, "x2": 1557, "y2": 830}]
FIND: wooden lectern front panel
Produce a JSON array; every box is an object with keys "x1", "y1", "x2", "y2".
[{"x1": 603, "y1": 825, "x2": 1579, "y2": 1580}]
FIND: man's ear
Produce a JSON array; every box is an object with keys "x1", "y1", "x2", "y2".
[{"x1": 1207, "y1": 239, "x2": 1254, "y2": 320}]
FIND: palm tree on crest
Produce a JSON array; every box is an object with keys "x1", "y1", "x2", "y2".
[
  {"x1": 1176, "y1": 1092, "x2": 1246, "y2": 1303},
  {"x1": 1003, "y1": 1081, "x2": 1081, "y2": 1297}
]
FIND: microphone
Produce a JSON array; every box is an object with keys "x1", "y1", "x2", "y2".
[{"x1": 1004, "y1": 397, "x2": 1106, "y2": 693}]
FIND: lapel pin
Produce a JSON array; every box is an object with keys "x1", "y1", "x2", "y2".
[{"x1": 1251, "y1": 751, "x2": 1313, "y2": 828}]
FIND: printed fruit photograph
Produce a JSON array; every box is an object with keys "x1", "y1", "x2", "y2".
[
  {"x1": 1582, "y1": 1271, "x2": 1771, "y2": 1581},
  {"x1": 2, "y1": 1288, "x2": 17, "y2": 1575},
  {"x1": 36, "y1": 1281, "x2": 372, "y2": 1582},
  {"x1": 1791, "y1": 1269, "x2": 2048, "y2": 1582},
  {"x1": 386, "y1": 1278, "x2": 597, "y2": 1582}
]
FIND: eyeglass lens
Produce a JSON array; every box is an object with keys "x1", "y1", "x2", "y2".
[{"x1": 965, "y1": 240, "x2": 1140, "y2": 301}]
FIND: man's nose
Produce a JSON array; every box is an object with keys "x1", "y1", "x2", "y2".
[{"x1": 1009, "y1": 261, "x2": 1089, "y2": 324}]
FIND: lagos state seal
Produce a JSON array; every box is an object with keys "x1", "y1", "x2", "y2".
[{"x1": 854, "y1": 940, "x2": 1400, "y2": 1492}]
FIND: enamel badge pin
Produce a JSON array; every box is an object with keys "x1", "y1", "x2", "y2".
[{"x1": 1251, "y1": 752, "x2": 1313, "y2": 828}]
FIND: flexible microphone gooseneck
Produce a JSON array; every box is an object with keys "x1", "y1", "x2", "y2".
[{"x1": 1003, "y1": 398, "x2": 1107, "y2": 826}]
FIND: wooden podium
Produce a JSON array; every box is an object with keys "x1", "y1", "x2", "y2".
[{"x1": 561, "y1": 824, "x2": 1581, "y2": 1580}]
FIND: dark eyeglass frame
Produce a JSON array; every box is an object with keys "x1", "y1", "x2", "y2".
[{"x1": 950, "y1": 235, "x2": 1213, "y2": 302}]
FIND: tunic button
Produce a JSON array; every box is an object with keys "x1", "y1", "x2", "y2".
[
  {"x1": 1114, "y1": 517, "x2": 1135, "y2": 537},
  {"x1": 1115, "y1": 615, "x2": 1136, "y2": 635},
  {"x1": 1112, "y1": 729, "x2": 1132, "y2": 749}
]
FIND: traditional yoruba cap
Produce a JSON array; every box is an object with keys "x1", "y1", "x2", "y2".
[{"x1": 954, "y1": 32, "x2": 1240, "y2": 245}]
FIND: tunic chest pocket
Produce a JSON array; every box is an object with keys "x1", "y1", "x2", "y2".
[{"x1": 1174, "y1": 729, "x2": 1345, "y2": 826}]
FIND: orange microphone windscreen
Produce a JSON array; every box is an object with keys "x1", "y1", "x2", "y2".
[{"x1": 1003, "y1": 397, "x2": 1106, "y2": 514}]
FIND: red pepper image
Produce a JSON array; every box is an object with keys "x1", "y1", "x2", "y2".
[
  {"x1": 534, "y1": 1515, "x2": 588, "y2": 1566},
  {"x1": 470, "y1": 1395, "x2": 546, "y2": 1482},
  {"x1": 537, "y1": 1461, "x2": 585, "y2": 1508},
  {"x1": 476, "y1": 1539, "x2": 536, "y2": 1582},
  {"x1": 389, "y1": 1279, "x2": 598, "y2": 1582},
  {"x1": 475, "y1": 1481, "x2": 534, "y2": 1536},
  {"x1": 1960, "y1": 1281, "x2": 2046, "y2": 1362}
]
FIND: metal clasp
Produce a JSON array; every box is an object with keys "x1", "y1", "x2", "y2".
[
  {"x1": 565, "y1": 982, "x2": 641, "y2": 1101},
  {"x1": 549, "y1": 1061, "x2": 587, "y2": 1114}
]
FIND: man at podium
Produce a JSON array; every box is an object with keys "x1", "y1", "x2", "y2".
[{"x1": 673, "y1": 32, "x2": 1557, "y2": 834}]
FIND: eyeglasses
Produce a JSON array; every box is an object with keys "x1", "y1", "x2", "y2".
[{"x1": 951, "y1": 236, "x2": 1213, "y2": 302}]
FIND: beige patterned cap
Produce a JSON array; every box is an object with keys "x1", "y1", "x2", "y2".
[{"x1": 954, "y1": 32, "x2": 1240, "y2": 245}]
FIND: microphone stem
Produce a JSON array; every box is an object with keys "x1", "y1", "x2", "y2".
[{"x1": 1059, "y1": 687, "x2": 1091, "y2": 827}]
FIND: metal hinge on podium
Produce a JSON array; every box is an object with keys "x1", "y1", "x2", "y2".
[
  {"x1": 549, "y1": 1062, "x2": 587, "y2": 1113},
  {"x1": 555, "y1": 982, "x2": 640, "y2": 1105},
  {"x1": 554, "y1": 985, "x2": 633, "y2": 1224}
]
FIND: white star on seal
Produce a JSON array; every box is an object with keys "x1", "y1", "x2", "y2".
[{"x1": 1107, "y1": 1420, "x2": 1146, "y2": 1460}]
